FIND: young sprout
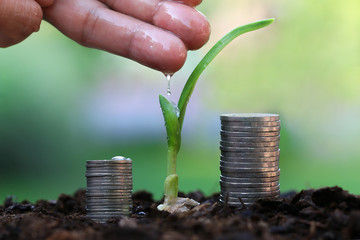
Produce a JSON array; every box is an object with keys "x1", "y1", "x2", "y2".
[{"x1": 158, "y1": 18, "x2": 274, "y2": 213}]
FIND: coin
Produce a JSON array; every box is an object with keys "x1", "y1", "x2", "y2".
[
  {"x1": 87, "y1": 158, "x2": 132, "y2": 164},
  {"x1": 219, "y1": 196, "x2": 278, "y2": 204},
  {"x1": 221, "y1": 169, "x2": 280, "y2": 178},
  {"x1": 221, "y1": 130, "x2": 280, "y2": 137},
  {"x1": 220, "y1": 184, "x2": 280, "y2": 192},
  {"x1": 221, "y1": 121, "x2": 281, "y2": 127},
  {"x1": 220, "y1": 155, "x2": 280, "y2": 163},
  {"x1": 221, "y1": 149, "x2": 280, "y2": 158},
  {"x1": 220, "y1": 166, "x2": 279, "y2": 173},
  {"x1": 220, "y1": 160, "x2": 278, "y2": 168},
  {"x1": 220, "y1": 180, "x2": 279, "y2": 188},
  {"x1": 220, "y1": 136, "x2": 280, "y2": 143},
  {"x1": 220, "y1": 146, "x2": 279, "y2": 153},
  {"x1": 220, "y1": 175, "x2": 279, "y2": 183},
  {"x1": 86, "y1": 199, "x2": 132, "y2": 205},
  {"x1": 220, "y1": 190, "x2": 280, "y2": 198},
  {"x1": 220, "y1": 113, "x2": 280, "y2": 122},
  {"x1": 221, "y1": 125, "x2": 281, "y2": 132},
  {"x1": 220, "y1": 141, "x2": 279, "y2": 148}
]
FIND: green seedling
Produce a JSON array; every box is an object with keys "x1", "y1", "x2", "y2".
[{"x1": 158, "y1": 18, "x2": 274, "y2": 212}]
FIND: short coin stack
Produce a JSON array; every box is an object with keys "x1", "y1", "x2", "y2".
[
  {"x1": 86, "y1": 156, "x2": 133, "y2": 223},
  {"x1": 220, "y1": 113, "x2": 280, "y2": 207}
]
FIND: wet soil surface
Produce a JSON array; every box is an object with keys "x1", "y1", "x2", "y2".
[{"x1": 1, "y1": 186, "x2": 360, "y2": 240}]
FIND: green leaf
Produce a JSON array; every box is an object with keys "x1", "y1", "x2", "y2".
[
  {"x1": 159, "y1": 94, "x2": 181, "y2": 176},
  {"x1": 177, "y1": 18, "x2": 275, "y2": 129}
]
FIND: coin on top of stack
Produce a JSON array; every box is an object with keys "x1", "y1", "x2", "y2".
[
  {"x1": 86, "y1": 156, "x2": 133, "y2": 223},
  {"x1": 219, "y1": 113, "x2": 280, "y2": 207}
]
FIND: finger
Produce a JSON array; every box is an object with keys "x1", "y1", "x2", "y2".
[
  {"x1": 171, "y1": 0, "x2": 202, "y2": 7},
  {"x1": 0, "y1": 0, "x2": 42, "y2": 48},
  {"x1": 34, "y1": 0, "x2": 54, "y2": 8},
  {"x1": 43, "y1": 0, "x2": 187, "y2": 73},
  {"x1": 153, "y1": 1, "x2": 210, "y2": 50},
  {"x1": 100, "y1": 0, "x2": 210, "y2": 50}
]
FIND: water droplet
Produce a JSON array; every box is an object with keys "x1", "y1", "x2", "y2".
[
  {"x1": 170, "y1": 100, "x2": 180, "y2": 118},
  {"x1": 166, "y1": 74, "x2": 171, "y2": 96}
]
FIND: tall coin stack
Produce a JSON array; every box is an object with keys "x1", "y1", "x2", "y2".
[
  {"x1": 219, "y1": 113, "x2": 280, "y2": 207},
  {"x1": 86, "y1": 156, "x2": 133, "y2": 223}
]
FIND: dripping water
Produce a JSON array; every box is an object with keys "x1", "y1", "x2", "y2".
[{"x1": 166, "y1": 74, "x2": 171, "y2": 96}]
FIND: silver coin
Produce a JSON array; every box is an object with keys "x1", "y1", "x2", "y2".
[
  {"x1": 87, "y1": 159, "x2": 132, "y2": 164},
  {"x1": 86, "y1": 207, "x2": 132, "y2": 212},
  {"x1": 220, "y1": 184, "x2": 280, "y2": 192},
  {"x1": 86, "y1": 203, "x2": 132, "y2": 208},
  {"x1": 86, "y1": 168, "x2": 132, "y2": 172},
  {"x1": 221, "y1": 135, "x2": 280, "y2": 142},
  {"x1": 220, "y1": 190, "x2": 280, "y2": 198},
  {"x1": 87, "y1": 186, "x2": 133, "y2": 190},
  {"x1": 220, "y1": 113, "x2": 280, "y2": 122},
  {"x1": 86, "y1": 191, "x2": 132, "y2": 196},
  {"x1": 219, "y1": 196, "x2": 278, "y2": 205},
  {"x1": 86, "y1": 164, "x2": 132, "y2": 167},
  {"x1": 220, "y1": 160, "x2": 278, "y2": 168},
  {"x1": 221, "y1": 149, "x2": 280, "y2": 158},
  {"x1": 86, "y1": 192, "x2": 133, "y2": 197},
  {"x1": 220, "y1": 195, "x2": 279, "y2": 201},
  {"x1": 86, "y1": 200, "x2": 132, "y2": 205},
  {"x1": 220, "y1": 135, "x2": 280, "y2": 143},
  {"x1": 220, "y1": 141, "x2": 279, "y2": 148},
  {"x1": 220, "y1": 175, "x2": 279, "y2": 183},
  {"x1": 221, "y1": 169, "x2": 280, "y2": 178},
  {"x1": 220, "y1": 190, "x2": 280, "y2": 197},
  {"x1": 87, "y1": 179, "x2": 133, "y2": 184},
  {"x1": 86, "y1": 211, "x2": 131, "y2": 216},
  {"x1": 86, "y1": 198, "x2": 132, "y2": 202},
  {"x1": 219, "y1": 196, "x2": 280, "y2": 204},
  {"x1": 220, "y1": 146, "x2": 279, "y2": 152},
  {"x1": 221, "y1": 130, "x2": 280, "y2": 137},
  {"x1": 87, "y1": 162, "x2": 132, "y2": 166},
  {"x1": 220, "y1": 166, "x2": 279, "y2": 173},
  {"x1": 221, "y1": 125, "x2": 281, "y2": 133},
  {"x1": 87, "y1": 187, "x2": 132, "y2": 193},
  {"x1": 86, "y1": 205, "x2": 132, "y2": 210},
  {"x1": 87, "y1": 182, "x2": 132, "y2": 186},
  {"x1": 220, "y1": 155, "x2": 280, "y2": 163},
  {"x1": 87, "y1": 191, "x2": 133, "y2": 196},
  {"x1": 87, "y1": 213, "x2": 131, "y2": 219},
  {"x1": 220, "y1": 180, "x2": 279, "y2": 188},
  {"x1": 87, "y1": 183, "x2": 133, "y2": 188},
  {"x1": 221, "y1": 120, "x2": 281, "y2": 127},
  {"x1": 86, "y1": 169, "x2": 132, "y2": 173},
  {"x1": 87, "y1": 176, "x2": 133, "y2": 179},
  {"x1": 86, "y1": 173, "x2": 132, "y2": 178}
]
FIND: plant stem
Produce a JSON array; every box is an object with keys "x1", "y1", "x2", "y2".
[{"x1": 167, "y1": 147, "x2": 177, "y2": 176}]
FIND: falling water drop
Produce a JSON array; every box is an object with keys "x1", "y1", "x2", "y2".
[{"x1": 166, "y1": 74, "x2": 171, "y2": 96}]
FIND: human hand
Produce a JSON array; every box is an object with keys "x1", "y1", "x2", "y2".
[
  {"x1": 0, "y1": 0, "x2": 53, "y2": 47},
  {"x1": 43, "y1": 0, "x2": 210, "y2": 73}
]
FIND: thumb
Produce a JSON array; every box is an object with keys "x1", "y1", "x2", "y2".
[{"x1": 0, "y1": 0, "x2": 43, "y2": 47}]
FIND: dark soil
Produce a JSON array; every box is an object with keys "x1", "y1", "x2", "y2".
[{"x1": 1, "y1": 186, "x2": 360, "y2": 240}]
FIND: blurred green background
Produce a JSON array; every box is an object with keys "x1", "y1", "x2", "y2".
[{"x1": 1, "y1": 0, "x2": 360, "y2": 203}]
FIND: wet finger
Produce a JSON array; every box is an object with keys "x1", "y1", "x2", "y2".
[
  {"x1": 43, "y1": 0, "x2": 187, "y2": 73},
  {"x1": 34, "y1": 0, "x2": 54, "y2": 8},
  {"x1": 99, "y1": 0, "x2": 210, "y2": 50}
]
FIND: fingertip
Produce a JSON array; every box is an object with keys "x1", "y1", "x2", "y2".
[
  {"x1": 173, "y1": 0, "x2": 203, "y2": 7},
  {"x1": 35, "y1": 0, "x2": 54, "y2": 8},
  {"x1": 154, "y1": 2, "x2": 211, "y2": 50},
  {"x1": 189, "y1": 10, "x2": 211, "y2": 50},
  {"x1": 129, "y1": 27, "x2": 187, "y2": 73}
]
